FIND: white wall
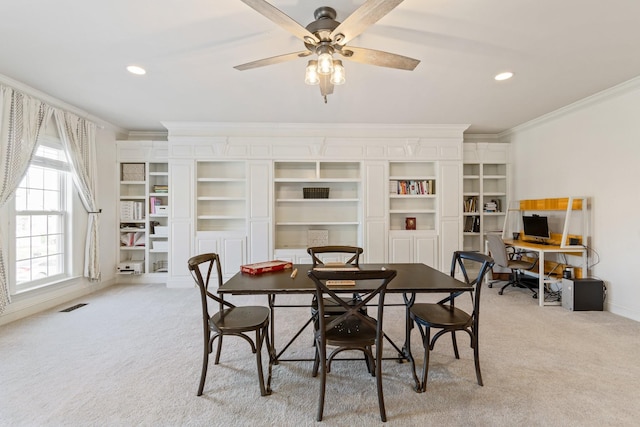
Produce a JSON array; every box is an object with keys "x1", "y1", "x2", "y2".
[
  {"x1": 507, "y1": 79, "x2": 640, "y2": 321},
  {"x1": 0, "y1": 76, "x2": 119, "y2": 325}
]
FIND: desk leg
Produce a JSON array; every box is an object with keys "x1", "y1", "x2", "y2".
[
  {"x1": 402, "y1": 292, "x2": 422, "y2": 392},
  {"x1": 538, "y1": 251, "x2": 545, "y2": 307}
]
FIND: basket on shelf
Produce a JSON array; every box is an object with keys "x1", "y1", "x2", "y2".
[{"x1": 303, "y1": 187, "x2": 330, "y2": 199}]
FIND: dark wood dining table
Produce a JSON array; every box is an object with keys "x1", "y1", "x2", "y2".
[{"x1": 218, "y1": 263, "x2": 472, "y2": 390}]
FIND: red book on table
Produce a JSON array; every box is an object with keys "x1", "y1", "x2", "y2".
[{"x1": 240, "y1": 260, "x2": 293, "y2": 275}]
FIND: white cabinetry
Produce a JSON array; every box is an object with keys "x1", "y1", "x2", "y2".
[
  {"x1": 388, "y1": 161, "x2": 438, "y2": 267},
  {"x1": 273, "y1": 161, "x2": 361, "y2": 259},
  {"x1": 462, "y1": 143, "x2": 510, "y2": 252},
  {"x1": 196, "y1": 161, "x2": 247, "y2": 279},
  {"x1": 116, "y1": 141, "x2": 169, "y2": 280}
]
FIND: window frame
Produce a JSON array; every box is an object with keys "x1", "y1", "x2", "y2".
[{"x1": 8, "y1": 137, "x2": 74, "y2": 294}]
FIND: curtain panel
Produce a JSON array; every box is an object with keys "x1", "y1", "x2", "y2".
[
  {"x1": 54, "y1": 110, "x2": 101, "y2": 281},
  {"x1": 0, "y1": 86, "x2": 52, "y2": 313}
]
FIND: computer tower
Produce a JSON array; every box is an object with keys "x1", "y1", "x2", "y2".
[{"x1": 561, "y1": 278, "x2": 604, "y2": 311}]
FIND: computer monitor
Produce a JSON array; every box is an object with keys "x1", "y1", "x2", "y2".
[{"x1": 522, "y1": 215, "x2": 550, "y2": 241}]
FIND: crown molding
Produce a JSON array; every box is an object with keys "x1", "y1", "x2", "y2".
[
  {"x1": 499, "y1": 75, "x2": 640, "y2": 138},
  {"x1": 0, "y1": 73, "x2": 126, "y2": 136},
  {"x1": 161, "y1": 122, "x2": 470, "y2": 139}
]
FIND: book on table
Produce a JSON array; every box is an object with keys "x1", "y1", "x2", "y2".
[{"x1": 240, "y1": 260, "x2": 293, "y2": 275}]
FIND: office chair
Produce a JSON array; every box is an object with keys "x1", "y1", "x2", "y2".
[
  {"x1": 188, "y1": 253, "x2": 272, "y2": 397},
  {"x1": 408, "y1": 251, "x2": 494, "y2": 392},
  {"x1": 307, "y1": 268, "x2": 397, "y2": 422},
  {"x1": 486, "y1": 234, "x2": 539, "y2": 298}
]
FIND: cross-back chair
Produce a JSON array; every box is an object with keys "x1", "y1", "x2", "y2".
[
  {"x1": 307, "y1": 268, "x2": 397, "y2": 422},
  {"x1": 188, "y1": 253, "x2": 272, "y2": 397},
  {"x1": 408, "y1": 251, "x2": 494, "y2": 392}
]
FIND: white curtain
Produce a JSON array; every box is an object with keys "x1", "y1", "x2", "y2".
[
  {"x1": 0, "y1": 86, "x2": 52, "y2": 313},
  {"x1": 54, "y1": 110, "x2": 100, "y2": 281}
]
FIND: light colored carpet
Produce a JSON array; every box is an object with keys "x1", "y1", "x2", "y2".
[{"x1": 1, "y1": 281, "x2": 639, "y2": 426}]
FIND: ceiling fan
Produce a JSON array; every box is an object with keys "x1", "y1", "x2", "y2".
[{"x1": 235, "y1": 0, "x2": 420, "y2": 102}]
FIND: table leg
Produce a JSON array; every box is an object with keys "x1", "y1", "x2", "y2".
[
  {"x1": 268, "y1": 294, "x2": 278, "y2": 365},
  {"x1": 402, "y1": 292, "x2": 422, "y2": 392}
]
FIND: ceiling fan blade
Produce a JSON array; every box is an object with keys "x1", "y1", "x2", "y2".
[
  {"x1": 339, "y1": 46, "x2": 420, "y2": 70},
  {"x1": 319, "y1": 74, "x2": 334, "y2": 96},
  {"x1": 330, "y1": 0, "x2": 405, "y2": 45},
  {"x1": 240, "y1": 0, "x2": 319, "y2": 44},
  {"x1": 234, "y1": 51, "x2": 311, "y2": 71}
]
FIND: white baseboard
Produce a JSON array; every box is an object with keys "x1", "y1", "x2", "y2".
[{"x1": 0, "y1": 277, "x2": 116, "y2": 326}]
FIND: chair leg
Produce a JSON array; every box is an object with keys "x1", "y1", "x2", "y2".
[
  {"x1": 312, "y1": 341, "x2": 320, "y2": 377},
  {"x1": 254, "y1": 327, "x2": 271, "y2": 396},
  {"x1": 264, "y1": 326, "x2": 273, "y2": 394},
  {"x1": 451, "y1": 331, "x2": 460, "y2": 359},
  {"x1": 419, "y1": 327, "x2": 432, "y2": 393},
  {"x1": 472, "y1": 331, "x2": 483, "y2": 386},
  {"x1": 214, "y1": 334, "x2": 223, "y2": 364},
  {"x1": 375, "y1": 342, "x2": 387, "y2": 422},
  {"x1": 364, "y1": 345, "x2": 375, "y2": 377},
  {"x1": 197, "y1": 334, "x2": 211, "y2": 396},
  {"x1": 316, "y1": 338, "x2": 327, "y2": 422},
  {"x1": 408, "y1": 320, "x2": 423, "y2": 392}
]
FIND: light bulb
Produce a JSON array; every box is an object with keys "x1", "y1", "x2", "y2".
[
  {"x1": 330, "y1": 60, "x2": 345, "y2": 85},
  {"x1": 305, "y1": 60, "x2": 320, "y2": 85},
  {"x1": 317, "y1": 52, "x2": 334, "y2": 75}
]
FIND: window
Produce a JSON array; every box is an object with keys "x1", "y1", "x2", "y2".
[{"x1": 13, "y1": 141, "x2": 71, "y2": 292}]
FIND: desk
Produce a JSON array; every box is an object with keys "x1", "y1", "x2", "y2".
[
  {"x1": 503, "y1": 240, "x2": 587, "y2": 307},
  {"x1": 219, "y1": 263, "x2": 471, "y2": 389}
]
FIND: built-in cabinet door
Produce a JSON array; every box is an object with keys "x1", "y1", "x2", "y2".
[
  {"x1": 168, "y1": 160, "x2": 194, "y2": 286},
  {"x1": 415, "y1": 235, "x2": 438, "y2": 268},
  {"x1": 389, "y1": 234, "x2": 413, "y2": 263},
  {"x1": 248, "y1": 161, "x2": 272, "y2": 262},
  {"x1": 364, "y1": 161, "x2": 388, "y2": 263},
  {"x1": 438, "y1": 161, "x2": 462, "y2": 271},
  {"x1": 196, "y1": 232, "x2": 246, "y2": 282},
  {"x1": 389, "y1": 232, "x2": 437, "y2": 266}
]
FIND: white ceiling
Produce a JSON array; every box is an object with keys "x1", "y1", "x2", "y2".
[{"x1": 2, "y1": 0, "x2": 640, "y2": 135}]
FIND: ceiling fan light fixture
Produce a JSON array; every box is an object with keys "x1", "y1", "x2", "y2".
[
  {"x1": 316, "y1": 45, "x2": 334, "y2": 75},
  {"x1": 305, "y1": 60, "x2": 320, "y2": 85},
  {"x1": 330, "y1": 60, "x2": 345, "y2": 85}
]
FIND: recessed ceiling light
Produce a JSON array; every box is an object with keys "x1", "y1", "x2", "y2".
[
  {"x1": 126, "y1": 65, "x2": 146, "y2": 75},
  {"x1": 495, "y1": 71, "x2": 514, "y2": 81}
]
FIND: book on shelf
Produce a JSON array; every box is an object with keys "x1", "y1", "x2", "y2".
[
  {"x1": 241, "y1": 260, "x2": 293, "y2": 275},
  {"x1": 153, "y1": 185, "x2": 168, "y2": 193},
  {"x1": 393, "y1": 180, "x2": 435, "y2": 195},
  {"x1": 149, "y1": 196, "x2": 161, "y2": 214},
  {"x1": 120, "y1": 201, "x2": 145, "y2": 221},
  {"x1": 464, "y1": 196, "x2": 478, "y2": 213},
  {"x1": 120, "y1": 231, "x2": 146, "y2": 247}
]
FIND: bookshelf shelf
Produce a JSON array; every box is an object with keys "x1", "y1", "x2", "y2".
[
  {"x1": 462, "y1": 144, "x2": 510, "y2": 252},
  {"x1": 273, "y1": 161, "x2": 362, "y2": 252},
  {"x1": 117, "y1": 155, "x2": 170, "y2": 277}
]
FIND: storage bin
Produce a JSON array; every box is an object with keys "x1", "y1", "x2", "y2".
[
  {"x1": 152, "y1": 241, "x2": 168, "y2": 251},
  {"x1": 303, "y1": 187, "x2": 329, "y2": 199},
  {"x1": 154, "y1": 225, "x2": 168, "y2": 236}
]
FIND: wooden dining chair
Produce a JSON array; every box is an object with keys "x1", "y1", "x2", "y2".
[
  {"x1": 307, "y1": 268, "x2": 397, "y2": 422},
  {"x1": 408, "y1": 251, "x2": 494, "y2": 392},
  {"x1": 188, "y1": 253, "x2": 272, "y2": 397},
  {"x1": 307, "y1": 246, "x2": 364, "y2": 325}
]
